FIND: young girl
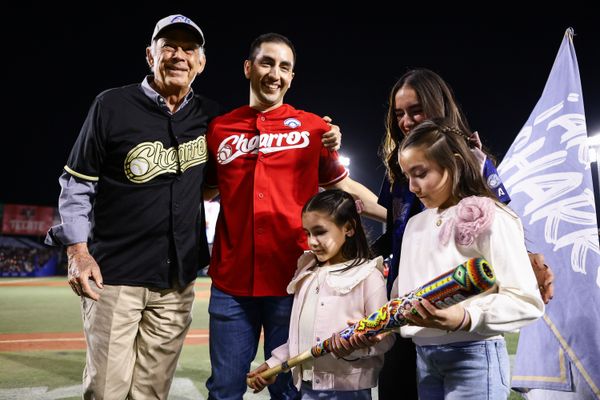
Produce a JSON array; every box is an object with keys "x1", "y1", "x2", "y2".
[
  {"x1": 374, "y1": 68, "x2": 554, "y2": 400},
  {"x1": 396, "y1": 119, "x2": 545, "y2": 399},
  {"x1": 247, "y1": 189, "x2": 394, "y2": 399}
]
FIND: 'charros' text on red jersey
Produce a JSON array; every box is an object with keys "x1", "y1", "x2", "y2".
[{"x1": 216, "y1": 131, "x2": 311, "y2": 164}]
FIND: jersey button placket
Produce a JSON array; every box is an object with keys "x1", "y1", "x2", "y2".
[
  {"x1": 256, "y1": 191, "x2": 265, "y2": 235},
  {"x1": 254, "y1": 112, "x2": 268, "y2": 274},
  {"x1": 255, "y1": 112, "x2": 268, "y2": 195}
]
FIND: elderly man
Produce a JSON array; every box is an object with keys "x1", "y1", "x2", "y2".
[{"x1": 46, "y1": 14, "x2": 218, "y2": 399}]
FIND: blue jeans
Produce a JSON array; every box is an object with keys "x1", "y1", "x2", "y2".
[
  {"x1": 416, "y1": 339, "x2": 511, "y2": 400},
  {"x1": 206, "y1": 285, "x2": 299, "y2": 400},
  {"x1": 300, "y1": 381, "x2": 371, "y2": 399}
]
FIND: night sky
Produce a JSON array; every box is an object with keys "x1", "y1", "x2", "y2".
[{"x1": 3, "y1": 9, "x2": 598, "y2": 233}]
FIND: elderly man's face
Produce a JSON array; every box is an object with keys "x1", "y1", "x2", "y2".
[{"x1": 146, "y1": 28, "x2": 205, "y2": 94}]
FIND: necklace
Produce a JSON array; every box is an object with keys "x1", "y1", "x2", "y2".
[
  {"x1": 315, "y1": 267, "x2": 325, "y2": 294},
  {"x1": 435, "y1": 208, "x2": 451, "y2": 227}
]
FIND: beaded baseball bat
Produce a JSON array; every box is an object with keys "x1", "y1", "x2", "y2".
[{"x1": 247, "y1": 257, "x2": 495, "y2": 386}]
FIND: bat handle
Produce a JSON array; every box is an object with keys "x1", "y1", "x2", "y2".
[{"x1": 246, "y1": 349, "x2": 313, "y2": 387}]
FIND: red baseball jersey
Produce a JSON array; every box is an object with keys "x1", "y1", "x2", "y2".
[{"x1": 206, "y1": 104, "x2": 348, "y2": 296}]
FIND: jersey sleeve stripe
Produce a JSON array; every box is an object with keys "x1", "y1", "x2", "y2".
[
  {"x1": 64, "y1": 165, "x2": 99, "y2": 182},
  {"x1": 319, "y1": 168, "x2": 349, "y2": 187}
]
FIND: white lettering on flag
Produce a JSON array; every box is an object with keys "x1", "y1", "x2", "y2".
[{"x1": 500, "y1": 28, "x2": 600, "y2": 397}]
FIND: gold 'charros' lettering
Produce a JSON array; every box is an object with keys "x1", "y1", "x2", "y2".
[{"x1": 124, "y1": 135, "x2": 208, "y2": 183}]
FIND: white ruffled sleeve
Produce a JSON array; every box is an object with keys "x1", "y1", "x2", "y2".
[{"x1": 465, "y1": 206, "x2": 545, "y2": 335}]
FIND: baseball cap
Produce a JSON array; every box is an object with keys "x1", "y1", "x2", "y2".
[{"x1": 151, "y1": 14, "x2": 205, "y2": 46}]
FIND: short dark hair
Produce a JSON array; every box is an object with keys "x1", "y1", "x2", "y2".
[{"x1": 248, "y1": 33, "x2": 296, "y2": 65}]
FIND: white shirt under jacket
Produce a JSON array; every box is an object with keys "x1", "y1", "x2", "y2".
[
  {"x1": 268, "y1": 253, "x2": 395, "y2": 391},
  {"x1": 396, "y1": 201, "x2": 545, "y2": 346}
]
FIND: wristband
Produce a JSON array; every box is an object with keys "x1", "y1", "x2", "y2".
[{"x1": 451, "y1": 308, "x2": 468, "y2": 332}]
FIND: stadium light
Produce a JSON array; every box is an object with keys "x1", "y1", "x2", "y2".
[
  {"x1": 339, "y1": 155, "x2": 351, "y2": 176},
  {"x1": 338, "y1": 155, "x2": 350, "y2": 167},
  {"x1": 588, "y1": 134, "x2": 600, "y2": 163},
  {"x1": 588, "y1": 133, "x2": 600, "y2": 233}
]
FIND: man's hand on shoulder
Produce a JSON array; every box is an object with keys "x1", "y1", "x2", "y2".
[{"x1": 321, "y1": 115, "x2": 341, "y2": 151}]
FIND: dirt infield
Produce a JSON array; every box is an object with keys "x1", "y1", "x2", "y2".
[
  {"x1": 0, "y1": 278, "x2": 211, "y2": 298},
  {"x1": 0, "y1": 278, "x2": 212, "y2": 288},
  {"x1": 0, "y1": 279, "x2": 68, "y2": 287},
  {"x1": 0, "y1": 278, "x2": 212, "y2": 352},
  {"x1": 0, "y1": 329, "x2": 210, "y2": 352}
]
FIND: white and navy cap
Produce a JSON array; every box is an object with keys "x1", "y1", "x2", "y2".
[{"x1": 151, "y1": 14, "x2": 204, "y2": 46}]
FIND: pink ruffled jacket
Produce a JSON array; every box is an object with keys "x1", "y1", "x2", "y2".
[{"x1": 267, "y1": 253, "x2": 395, "y2": 391}]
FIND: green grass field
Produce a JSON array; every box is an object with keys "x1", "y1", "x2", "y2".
[
  {"x1": 0, "y1": 277, "x2": 522, "y2": 399},
  {"x1": 0, "y1": 277, "x2": 264, "y2": 400}
]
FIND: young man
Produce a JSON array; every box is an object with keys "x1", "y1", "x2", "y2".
[{"x1": 204, "y1": 32, "x2": 386, "y2": 400}]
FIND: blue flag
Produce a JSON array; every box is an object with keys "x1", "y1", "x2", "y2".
[{"x1": 498, "y1": 28, "x2": 600, "y2": 398}]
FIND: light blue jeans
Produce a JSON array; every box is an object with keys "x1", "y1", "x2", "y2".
[
  {"x1": 206, "y1": 285, "x2": 298, "y2": 400},
  {"x1": 300, "y1": 381, "x2": 372, "y2": 399},
  {"x1": 416, "y1": 339, "x2": 511, "y2": 400}
]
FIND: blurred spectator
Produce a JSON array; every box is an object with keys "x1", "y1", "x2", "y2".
[{"x1": 0, "y1": 245, "x2": 58, "y2": 275}]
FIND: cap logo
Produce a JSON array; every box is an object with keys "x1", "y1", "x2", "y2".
[
  {"x1": 153, "y1": 14, "x2": 204, "y2": 46},
  {"x1": 170, "y1": 15, "x2": 193, "y2": 25},
  {"x1": 284, "y1": 118, "x2": 301, "y2": 128}
]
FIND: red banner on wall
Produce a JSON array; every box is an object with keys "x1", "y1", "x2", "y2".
[{"x1": 1, "y1": 204, "x2": 55, "y2": 236}]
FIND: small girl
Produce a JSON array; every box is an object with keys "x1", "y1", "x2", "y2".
[
  {"x1": 247, "y1": 189, "x2": 394, "y2": 399},
  {"x1": 396, "y1": 119, "x2": 545, "y2": 399}
]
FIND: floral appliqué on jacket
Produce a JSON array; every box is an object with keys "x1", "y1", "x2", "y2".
[{"x1": 439, "y1": 196, "x2": 496, "y2": 247}]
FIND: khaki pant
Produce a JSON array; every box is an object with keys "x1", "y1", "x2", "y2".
[{"x1": 80, "y1": 282, "x2": 195, "y2": 400}]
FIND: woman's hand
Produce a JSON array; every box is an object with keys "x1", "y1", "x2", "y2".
[{"x1": 529, "y1": 253, "x2": 554, "y2": 304}]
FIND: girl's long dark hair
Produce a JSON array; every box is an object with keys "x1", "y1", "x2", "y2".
[
  {"x1": 302, "y1": 189, "x2": 371, "y2": 267},
  {"x1": 400, "y1": 119, "x2": 496, "y2": 202}
]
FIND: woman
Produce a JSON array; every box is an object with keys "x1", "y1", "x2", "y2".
[{"x1": 374, "y1": 69, "x2": 554, "y2": 399}]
